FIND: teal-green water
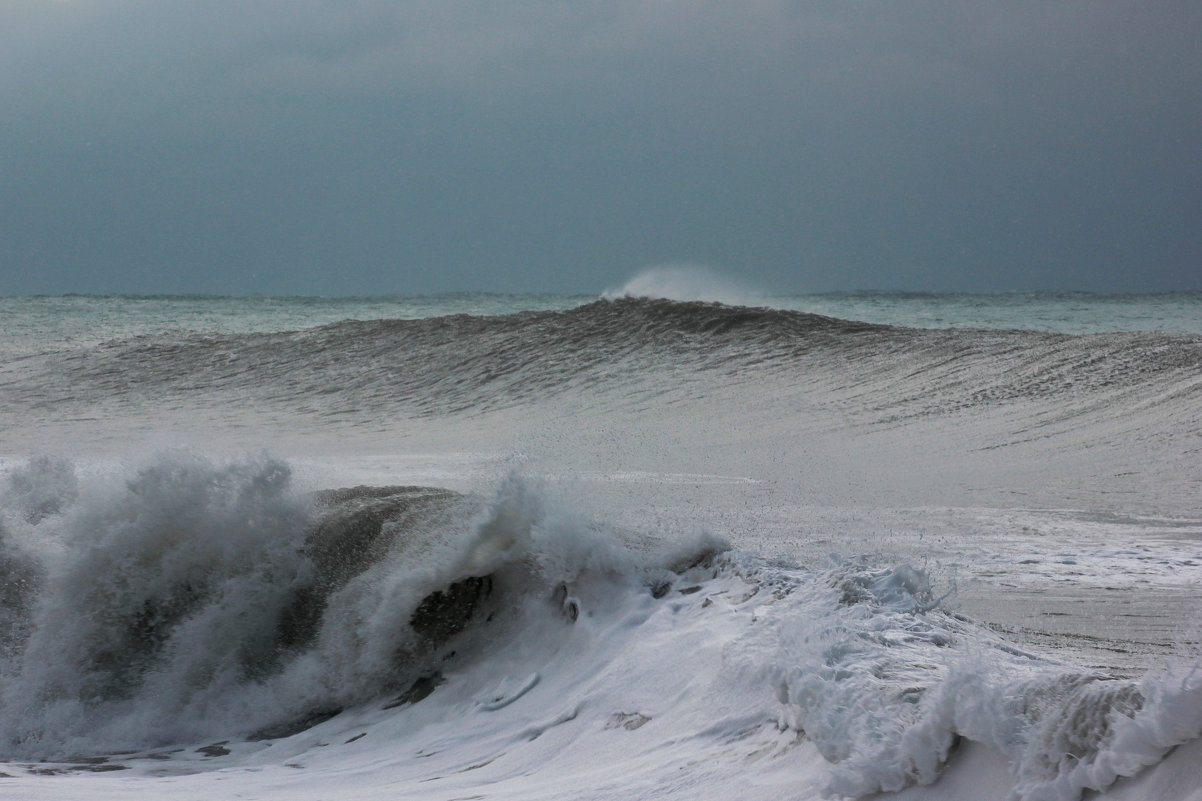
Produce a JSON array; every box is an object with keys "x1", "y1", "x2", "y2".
[{"x1": 3, "y1": 291, "x2": 1200, "y2": 358}]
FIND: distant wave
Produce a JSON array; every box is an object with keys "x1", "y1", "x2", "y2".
[{"x1": 4, "y1": 297, "x2": 1199, "y2": 436}]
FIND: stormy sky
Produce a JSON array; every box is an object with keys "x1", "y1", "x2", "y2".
[{"x1": 2, "y1": 1, "x2": 1200, "y2": 296}]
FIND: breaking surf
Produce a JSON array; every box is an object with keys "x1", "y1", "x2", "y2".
[{"x1": 2, "y1": 293, "x2": 1201, "y2": 799}]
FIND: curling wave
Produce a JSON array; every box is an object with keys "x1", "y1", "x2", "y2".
[{"x1": 2, "y1": 453, "x2": 1201, "y2": 800}]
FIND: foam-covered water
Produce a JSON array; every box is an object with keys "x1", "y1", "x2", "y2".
[{"x1": 1, "y1": 289, "x2": 1201, "y2": 800}]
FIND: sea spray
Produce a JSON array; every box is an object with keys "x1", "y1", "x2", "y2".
[
  {"x1": 603, "y1": 264, "x2": 767, "y2": 306},
  {"x1": 0, "y1": 453, "x2": 314, "y2": 756},
  {"x1": 0, "y1": 457, "x2": 725, "y2": 760}
]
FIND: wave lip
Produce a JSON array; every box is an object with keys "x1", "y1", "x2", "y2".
[{"x1": 602, "y1": 264, "x2": 768, "y2": 307}]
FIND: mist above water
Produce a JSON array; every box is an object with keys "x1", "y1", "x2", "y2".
[{"x1": 602, "y1": 265, "x2": 769, "y2": 307}]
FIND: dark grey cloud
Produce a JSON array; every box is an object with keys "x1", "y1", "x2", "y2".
[{"x1": 2, "y1": 1, "x2": 1200, "y2": 295}]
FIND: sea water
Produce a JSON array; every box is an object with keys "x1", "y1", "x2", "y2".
[
  {"x1": 4, "y1": 291, "x2": 1200, "y2": 356},
  {"x1": 1, "y1": 285, "x2": 1201, "y2": 800}
]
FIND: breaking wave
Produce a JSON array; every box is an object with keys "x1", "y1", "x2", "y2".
[
  {"x1": 1, "y1": 453, "x2": 1200, "y2": 799},
  {"x1": 602, "y1": 264, "x2": 767, "y2": 306}
]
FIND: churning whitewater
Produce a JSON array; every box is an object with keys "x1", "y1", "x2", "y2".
[{"x1": 1, "y1": 293, "x2": 1201, "y2": 800}]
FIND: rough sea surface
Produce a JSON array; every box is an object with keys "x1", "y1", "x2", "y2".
[{"x1": 1, "y1": 288, "x2": 1200, "y2": 800}]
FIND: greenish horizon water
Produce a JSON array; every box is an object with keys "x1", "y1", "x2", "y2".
[{"x1": 2, "y1": 291, "x2": 1200, "y2": 358}]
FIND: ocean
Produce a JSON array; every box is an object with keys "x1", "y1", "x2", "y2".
[{"x1": 1, "y1": 287, "x2": 1201, "y2": 800}]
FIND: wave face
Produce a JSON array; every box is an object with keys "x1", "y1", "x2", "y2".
[{"x1": 5, "y1": 297, "x2": 1200, "y2": 426}]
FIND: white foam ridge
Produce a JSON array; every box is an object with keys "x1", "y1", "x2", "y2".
[
  {"x1": 2, "y1": 454, "x2": 1201, "y2": 799},
  {"x1": 602, "y1": 263, "x2": 767, "y2": 306}
]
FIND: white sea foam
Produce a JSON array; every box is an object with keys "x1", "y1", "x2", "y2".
[
  {"x1": 2, "y1": 458, "x2": 1201, "y2": 799},
  {"x1": 602, "y1": 263, "x2": 768, "y2": 306}
]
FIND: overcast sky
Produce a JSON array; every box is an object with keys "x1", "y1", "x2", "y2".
[{"x1": 2, "y1": 1, "x2": 1200, "y2": 296}]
